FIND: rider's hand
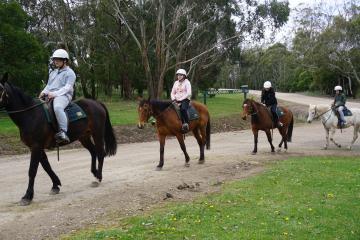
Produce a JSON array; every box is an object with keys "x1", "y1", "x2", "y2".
[
  {"x1": 48, "y1": 92, "x2": 56, "y2": 99},
  {"x1": 38, "y1": 92, "x2": 44, "y2": 99}
]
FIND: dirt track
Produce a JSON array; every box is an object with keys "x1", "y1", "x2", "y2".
[{"x1": 1, "y1": 94, "x2": 360, "y2": 240}]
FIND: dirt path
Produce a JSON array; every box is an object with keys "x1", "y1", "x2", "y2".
[
  {"x1": 1, "y1": 92, "x2": 360, "y2": 240},
  {"x1": 0, "y1": 121, "x2": 359, "y2": 240}
]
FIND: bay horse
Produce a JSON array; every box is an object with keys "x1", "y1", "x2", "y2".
[
  {"x1": 137, "y1": 98, "x2": 210, "y2": 170},
  {"x1": 307, "y1": 104, "x2": 360, "y2": 150},
  {"x1": 0, "y1": 73, "x2": 117, "y2": 205},
  {"x1": 242, "y1": 98, "x2": 294, "y2": 154}
]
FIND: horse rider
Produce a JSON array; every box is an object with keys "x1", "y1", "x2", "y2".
[
  {"x1": 171, "y1": 68, "x2": 192, "y2": 133},
  {"x1": 39, "y1": 49, "x2": 76, "y2": 143},
  {"x1": 261, "y1": 81, "x2": 283, "y2": 127},
  {"x1": 333, "y1": 85, "x2": 347, "y2": 126}
]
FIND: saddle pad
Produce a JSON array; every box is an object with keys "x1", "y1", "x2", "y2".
[
  {"x1": 65, "y1": 102, "x2": 87, "y2": 122},
  {"x1": 276, "y1": 107, "x2": 284, "y2": 117},
  {"x1": 172, "y1": 103, "x2": 200, "y2": 121},
  {"x1": 42, "y1": 101, "x2": 87, "y2": 124},
  {"x1": 343, "y1": 106, "x2": 352, "y2": 116}
]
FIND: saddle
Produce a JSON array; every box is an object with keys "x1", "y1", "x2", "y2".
[
  {"x1": 266, "y1": 106, "x2": 284, "y2": 122},
  {"x1": 172, "y1": 102, "x2": 200, "y2": 122},
  {"x1": 41, "y1": 99, "x2": 87, "y2": 130},
  {"x1": 334, "y1": 106, "x2": 352, "y2": 127}
]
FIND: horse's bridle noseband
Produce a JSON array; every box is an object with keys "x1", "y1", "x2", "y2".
[{"x1": 243, "y1": 103, "x2": 258, "y2": 117}]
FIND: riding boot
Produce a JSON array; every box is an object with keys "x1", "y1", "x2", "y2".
[
  {"x1": 55, "y1": 130, "x2": 70, "y2": 144},
  {"x1": 272, "y1": 111, "x2": 282, "y2": 128}
]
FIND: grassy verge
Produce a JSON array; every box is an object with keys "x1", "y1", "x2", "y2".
[
  {"x1": 64, "y1": 156, "x2": 360, "y2": 240},
  {"x1": 0, "y1": 94, "x2": 244, "y2": 135}
]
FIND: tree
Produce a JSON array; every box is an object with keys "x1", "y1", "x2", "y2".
[{"x1": 0, "y1": 1, "x2": 47, "y2": 94}]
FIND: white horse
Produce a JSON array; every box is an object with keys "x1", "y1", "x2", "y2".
[{"x1": 307, "y1": 104, "x2": 360, "y2": 150}]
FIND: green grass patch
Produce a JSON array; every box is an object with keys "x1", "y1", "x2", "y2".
[
  {"x1": 0, "y1": 94, "x2": 244, "y2": 135},
  {"x1": 64, "y1": 156, "x2": 360, "y2": 240}
]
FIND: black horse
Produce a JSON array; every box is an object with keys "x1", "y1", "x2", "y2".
[{"x1": 0, "y1": 73, "x2": 117, "y2": 205}]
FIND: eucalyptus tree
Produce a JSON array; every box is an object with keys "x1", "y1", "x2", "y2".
[{"x1": 111, "y1": 0, "x2": 290, "y2": 98}]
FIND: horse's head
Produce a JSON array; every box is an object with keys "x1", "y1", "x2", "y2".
[
  {"x1": 137, "y1": 98, "x2": 152, "y2": 129},
  {"x1": 242, "y1": 99, "x2": 256, "y2": 120},
  {"x1": 0, "y1": 73, "x2": 10, "y2": 108},
  {"x1": 307, "y1": 104, "x2": 317, "y2": 123}
]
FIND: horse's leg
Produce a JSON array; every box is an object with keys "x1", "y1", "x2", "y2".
[
  {"x1": 175, "y1": 133, "x2": 190, "y2": 167},
  {"x1": 39, "y1": 150, "x2": 62, "y2": 195},
  {"x1": 93, "y1": 137, "x2": 106, "y2": 183},
  {"x1": 348, "y1": 125, "x2": 359, "y2": 150},
  {"x1": 20, "y1": 148, "x2": 41, "y2": 205},
  {"x1": 193, "y1": 127, "x2": 205, "y2": 164},
  {"x1": 323, "y1": 127, "x2": 330, "y2": 149},
  {"x1": 252, "y1": 129, "x2": 258, "y2": 154},
  {"x1": 157, "y1": 134, "x2": 166, "y2": 170},
  {"x1": 265, "y1": 129, "x2": 275, "y2": 153},
  {"x1": 79, "y1": 137, "x2": 98, "y2": 178},
  {"x1": 329, "y1": 128, "x2": 341, "y2": 148}
]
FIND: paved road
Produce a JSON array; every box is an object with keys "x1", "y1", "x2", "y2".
[{"x1": 249, "y1": 90, "x2": 360, "y2": 108}]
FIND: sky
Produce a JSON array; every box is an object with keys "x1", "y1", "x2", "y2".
[{"x1": 260, "y1": 0, "x2": 348, "y2": 46}]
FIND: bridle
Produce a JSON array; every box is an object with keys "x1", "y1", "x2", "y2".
[
  {"x1": 243, "y1": 102, "x2": 258, "y2": 117},
  {"x1": 0, "y1": 83, "x2": 45, "y2": 114},
  {"x1": 141, "y1": 101, "x2": 173, "y2": 122}
]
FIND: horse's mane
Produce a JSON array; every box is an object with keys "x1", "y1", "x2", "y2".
[
  {"x1": 7, "y1": 83, "x2": 35, "y2": 106},
  {"x1": 149, "y1": 99, "x2": 172, "y2": 112},
  {"x1": 312, "y1": 104, "x2": 331, "y2": 113}
]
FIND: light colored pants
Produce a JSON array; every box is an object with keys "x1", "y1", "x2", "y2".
[
  {"x1": 53, "y1": 95, "x2": 70, "y2": 132},
  {"x1": 337, "y1": 106, "x2": 345, "y2": 122}
]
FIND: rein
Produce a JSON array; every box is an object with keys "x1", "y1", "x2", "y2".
[
  {"x1": 313, "y1": 106, "x2": 333, "y2": 120},
  {"x1": 0, "y1": 101, "x2": 45, "y2": 114}
]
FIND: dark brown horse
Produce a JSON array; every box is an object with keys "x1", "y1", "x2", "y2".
[
  {"x1": 242, "y1": 98, "x2": 293, "y2": 154},
  {"x1": 137, "y1": 99, "x2": 210, "y2": 169},
  {"x1": 0, "y1": 73, "x2": 117, "y2": 205}
]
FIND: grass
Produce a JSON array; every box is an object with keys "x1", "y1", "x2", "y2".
[
  {"x1": 63, "y1": 156, "x2": 360, "y2": 240},
  {"x1": 0, "y1": 94, "x2": 244, "y2": 135}
]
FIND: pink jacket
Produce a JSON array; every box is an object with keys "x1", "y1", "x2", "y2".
[{"x1": 171, "y1": 79, "x2": 192, "y2": 101}]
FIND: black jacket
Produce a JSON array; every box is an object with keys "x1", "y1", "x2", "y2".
[{"x1": 261, "y1": 88, "x2": 277, "y2": 106}]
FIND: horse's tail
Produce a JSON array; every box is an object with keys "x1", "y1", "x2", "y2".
[
  {"x1": 100, "y1": 102, "x2": 117, "y2": 156},
  {"x1": 206, "y1": 115, "x2": 211, "y2": 150},
  {"x1": 287, "y1": 114, "x2": 294, "y2": 142}
]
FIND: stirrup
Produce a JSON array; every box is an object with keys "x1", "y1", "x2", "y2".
[
  {"x1": 278, "y1": 122, "x2": 283, "y2": 128},
  {"x1": 181, "y1": 123, "x2": 189, "y2": 133}
]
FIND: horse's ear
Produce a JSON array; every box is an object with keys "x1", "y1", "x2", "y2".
[{"x1": 1, "y1": 72, "x2": 9, "y2": 84}]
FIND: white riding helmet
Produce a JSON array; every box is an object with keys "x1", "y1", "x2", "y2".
[
  {"x1": 51, "y1": 49, "x2": 69, "y2": 60},
  {"x1": 334, "y1": 85, "x2": 342, "y2": 91},
  {"x1": 176, "y1": 69, "x2": 187, "y2": 76},
  {"x1": 263, "y1": 81, "x2": 272, "y2": 89}
]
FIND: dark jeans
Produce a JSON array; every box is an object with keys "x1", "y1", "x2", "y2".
[
  {"x1": 269, "y1": 104, "x2": 279, "y2": 123},
  {"x1": 179, "y1": 99, "x2": 190, "y2": 124}
]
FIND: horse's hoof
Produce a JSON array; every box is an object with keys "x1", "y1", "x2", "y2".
[
  {"x1": 91, "y1": 181, "x2": 100, "y2": 187},
  {"x1": 49, "y1": 187, "x2": 60, "y2": 195},
  {"x1": 155, "y1": 166, "x2": 163, "y2": 171},
  {"x1": 198, "y1": 160, "x2": 205, "y2": 164},
  {"x1": 277, "y1": 148, "x2": 281, "y2": 152},
  {"x1": 322, "y1": 146, "x2": 328, "y2": 150},
  {"x1": 184, "y1": 163, "x2": 190, "y2": 167},
  {"x1": 19, "y1": 198, "x2": 32, "y2": 206},
  {"x1": 338, "y1": 145, "x2": 341, "y2": 148},
  {"x1": 347, "y1": 146, "x2": 352, "y2": 150},
  {"x1": 251, "y1": 151, "x2": 257, "y2": 155}
]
